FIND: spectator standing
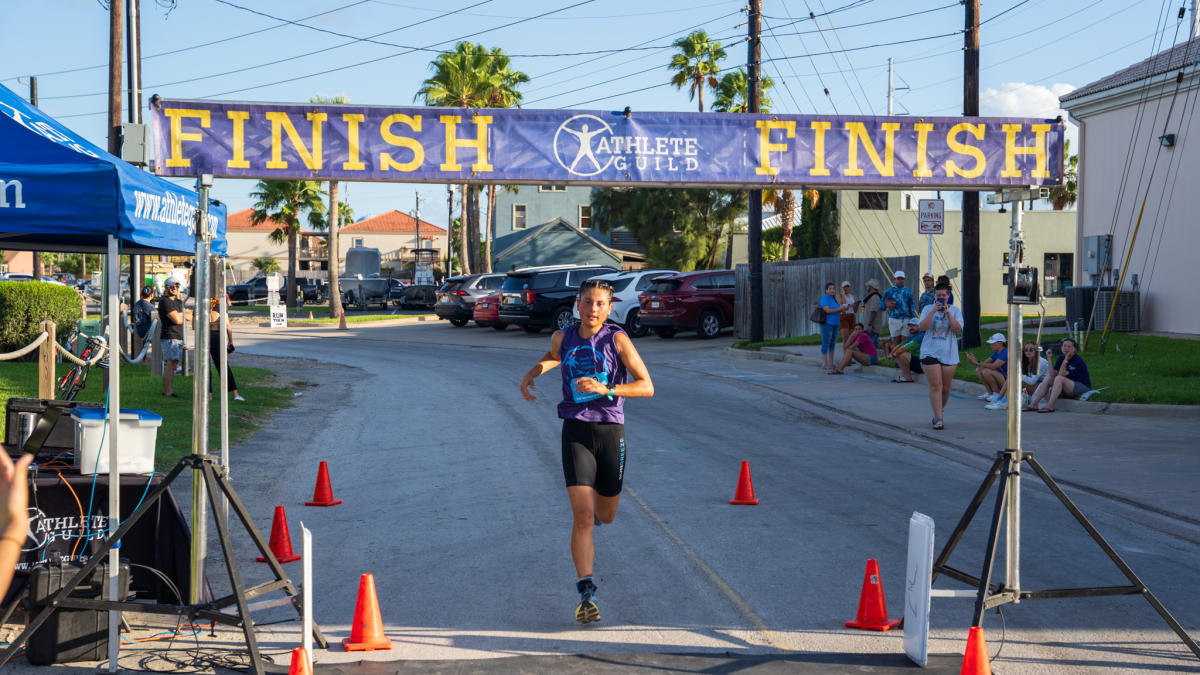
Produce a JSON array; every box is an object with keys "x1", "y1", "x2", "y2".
[
  {"x1": 836, "y1": 281, "x2": 856, "y2": 342},
  {"x1": 158, "y1": 279, "x2": 191, "y2": 397},
  {"x1": 967, "y1": 333, "x2": 1009, "y2": 410},
  {"x1": 830, "y1": 323, "x2": 879, "y2": 374},
  {"x1": 917, "y1": 281, "x2": 964, "y2": 429},
  {"x1": 1026, "y1": 338, "x2": 1091, "y2": 413},
  {"x1": 207, "y1": 297, "x2": 244, "y2": 402},
  {"x1": 818, "y1": 283, "x2": 847, "y2": 371},
  {"x1": 890, "y1": 317, "x2": 924, "y2": 382},
  {"x1": 133, "y1": 286, "x2": 156, "y2": 340},
  {"x1": 917, "y1": 273, "x2": 937, "y2": 314},
  {"x1": 881, "y1": 271, "x2": 915, "y2": 345},
  {"x1": 861, "y1": 279, "x2": 884, "y2": 344}
]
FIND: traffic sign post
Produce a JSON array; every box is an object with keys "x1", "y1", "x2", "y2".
[{"x1": 918, "y1": 199, "x2": 944, "y2": 277}]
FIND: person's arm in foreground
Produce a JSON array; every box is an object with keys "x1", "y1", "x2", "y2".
[
  {"x1": 0, "y1": 452, "x2": 32, "y2": 599},
  {"x1": 521, "y1": 330, "x2": 565, "y2": 401},
  {"x1": 571, "y1": 333, "x2": 655, "y2": 400}
]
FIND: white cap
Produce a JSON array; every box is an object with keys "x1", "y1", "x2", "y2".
[
  {"x1": 986, "y1": 332, "x2": 1007, "y2": 344},
  {"x1": 894, "y1": 270, "x2": 906, "y2": 279}
]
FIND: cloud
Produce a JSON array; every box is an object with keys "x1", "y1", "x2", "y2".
[{"x1": 981, "y1": 81, "x2": 1079, "y2": 148}]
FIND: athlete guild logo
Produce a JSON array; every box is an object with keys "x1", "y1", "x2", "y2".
[{"x1": 553, "y1": 114, "x2": 615, "y2": 177}]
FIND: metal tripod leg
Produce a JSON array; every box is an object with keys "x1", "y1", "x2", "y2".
[
  {"x1": 1026, "y1": 456, "x2": 1200, "y2": 659},
  {"x1": 932, "y1": 453, "x2": 1005, "y2": 586},
  {"x1": 972, "y1": 452, "x2": 1015, "y2": 626}
]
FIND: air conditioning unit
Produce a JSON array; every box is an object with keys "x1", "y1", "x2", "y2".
[
  {"x1": 1064, "y1": 286, "x2": 1097, "y2": 331},
  {"x1": 1094, "y1": 289, "x2": 1140, "y2": 332}
]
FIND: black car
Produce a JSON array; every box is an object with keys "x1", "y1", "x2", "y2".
[
  {"x1": 434, "y1": 274, "x2": 505, "y2": 326},
  {"x1": 228, "y1": 276, "x2": 285, "y2": 305},
  {"x1": 498, "y1": 265, "x2": 617, "y2": 333}
]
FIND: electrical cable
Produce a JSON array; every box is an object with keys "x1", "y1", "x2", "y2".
[
  {"x1": 762, "y1": 2, "x2": 959, "y2": 39},
  {"x1": 806, "y1": 0, "x2": 873, "y2": 114},
  {"x1": 54, "y1": 472, "x2": 85, "y2": 559}
]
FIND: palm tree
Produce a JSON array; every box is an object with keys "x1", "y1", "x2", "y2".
[
  {"x1": 711, "y1": 69, "x2": 773, "y2": 113},
  {"x1": 418, "y1": 42, "x2": 528, "y2": 274},
  {"x1": 311, "y1": 94, "x2": 350, "y2": 318},
  {"x1": 668, "y1": 31, "x2": 727, "y2": 113},
  {"x1": 251, "y1": 257, "x2": 281, "y2": 275},
  {"x1": 249, "y1": 179, "x2": 326, "y2": 307}
]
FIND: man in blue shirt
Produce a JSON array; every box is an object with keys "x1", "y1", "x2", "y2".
[
  {"x1": 880, "y1": 270, "x2": 915, "y2": 343},
  {"x1": 967, "y1": 332, "x2": 1009, "y2": 408},
  {"x1": 917, "y1": 273, "x2": 937, "y2": 314}
]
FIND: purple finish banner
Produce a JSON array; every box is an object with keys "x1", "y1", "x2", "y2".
[{"x1": 151, "y1": 99, "x2": 1064, "y2": 189}]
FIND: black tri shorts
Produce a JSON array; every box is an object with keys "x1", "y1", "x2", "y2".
[{"x1": 561, "y1": 419, "x2": 626, "y2": 498}]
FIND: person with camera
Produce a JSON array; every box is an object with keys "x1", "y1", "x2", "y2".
[{"x1": 917, "y1": 281, "x2": 964, "y2": 430}]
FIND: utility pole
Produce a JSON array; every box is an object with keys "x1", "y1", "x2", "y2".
[
  {"x1": 446, "y1": 185, "x2": 454, "y2": 278},
  {"x1": 961, "y1": 0, "x2": 982, "y2": 349},
  {"x1": 747, "y1": 0, "x2": 764, "y2": 344},
  {"x1": 1192, "y1": 0, "x2": 1199, "y2": 39},
  {"x1": 413, "y1": 192, "x2": 421, "y2": 283},
  {"x1": 28, "y1": 78, "x2": 44, "y2": 282},
  {"x1": 127, "y1": 0, "x2": 142, "y2": 314}
]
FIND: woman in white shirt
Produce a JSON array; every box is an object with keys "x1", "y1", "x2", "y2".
[
  {"x1": 1018, "y1": 343, "x2": 1050, "y2": 408},
  {"x1": 917, "y1": 282, "x2": 964, "y2": 430}
]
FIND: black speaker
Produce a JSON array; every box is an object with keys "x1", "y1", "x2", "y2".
[
  {"x1": 3, "y1": 398, "x2": 101, "y2": 459},
  {"x1": 26, "y1": 561, "x2": 131, "y2": 665}
]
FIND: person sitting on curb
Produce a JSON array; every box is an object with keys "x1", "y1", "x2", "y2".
[
  {"x1": 1025, "y1": 337, "x2": 1091, "y2": 413},
  {"x1": 830, "y1": 323, "x2": 879, "y2": 374},
  {"x1": 889, "y1": 317, "x2": 924, "y2": 383},
  {"x1": 967, "y1": 333, "x2": 1008, "y2": 409},
  {"x1": 1018, "y1": 342, "x2": 1050, "y2": 409}
]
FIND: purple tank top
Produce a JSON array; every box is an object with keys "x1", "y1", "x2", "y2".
[{"x1": 558, "y1": 323, "x2": 627, "y2": 423}]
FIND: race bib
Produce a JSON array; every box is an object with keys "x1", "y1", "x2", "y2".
[{"x1": 570, "y1": 371, "x2": 609, "y2": 404}]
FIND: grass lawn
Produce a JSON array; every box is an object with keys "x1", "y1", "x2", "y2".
[{"x1": 0, "y1": 361, "x2": 302, "y2": 469}]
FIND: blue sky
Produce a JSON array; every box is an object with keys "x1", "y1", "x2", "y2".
[{"x1": 1, "y1": 0, "x2": 1189, "y2": 227}]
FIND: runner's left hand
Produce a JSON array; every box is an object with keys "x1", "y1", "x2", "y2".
[{"x1": 573, "y1": 377, "x2": 607, "y2": 396}]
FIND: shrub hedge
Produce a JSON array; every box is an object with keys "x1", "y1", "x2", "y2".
[{"x1": 0, "y1": 281, "x2": 83, "y2": 357}]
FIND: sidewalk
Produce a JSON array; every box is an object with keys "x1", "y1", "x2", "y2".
[{"x1": 723, "y1": 345, "x2": 1200, "y2": 526}]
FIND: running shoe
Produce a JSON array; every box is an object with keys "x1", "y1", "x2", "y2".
[
  {"x1": 976, "y1": 392, "x2": 992, "y2": 400},
  {"x1": 575, "y1": 579, "x2": 600, "y2": 624},
  {"x1": 985, "y1": 397, "x2": 1007, "y2": 410}
]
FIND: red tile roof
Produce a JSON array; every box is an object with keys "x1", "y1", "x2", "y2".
[
  {"x1": 226, "y1": 208, "x2": 285, "y2": 231},
  {"x1": 342, "y1": 210, "x2": 446, "y2": 234}
]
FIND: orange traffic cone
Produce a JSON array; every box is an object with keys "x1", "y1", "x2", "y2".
[
  {"x1": 305, "y1": 461, "x2": 342, "y2": 506},
  {"x1": 342, "y1": 573, "x2": 392, "y2": 651},
  {"x1": 338, "y1": 311, "x2": 347, "y2": 330},
  {"x1": 845, "y1": 558, "x2": 899, "y2": 631},
  {"x1": 287, "y1": 646, "x2": 312, "y2": 675},
  {"x1": 256, "y1": 506, "x2": 301, "y2": 563},
  {"x1": 308, "y1": 310, "x2": 314, "y2": 320},
  {"x1": 961, "y1": 626, "x2": 992, "y2": 675},
  {"x1": 729, "y1": 460, "x2": 759, "y2": 505}
]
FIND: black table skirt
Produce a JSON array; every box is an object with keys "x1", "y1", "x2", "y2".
[{"x1": 6, "y1": 470, "x2": 194, "y2": 606}]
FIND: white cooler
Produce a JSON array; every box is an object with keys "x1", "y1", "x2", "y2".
[{"x1": 72, "y1": 408, "x2": 162, "y2": 475}]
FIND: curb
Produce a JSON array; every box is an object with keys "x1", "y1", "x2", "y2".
[
  {"x1": 727, "y1": 347, "x2": 1200, "y2": 419},
  {"x1": 255, "y1": 315, "x2": 436, "y2": 329}
]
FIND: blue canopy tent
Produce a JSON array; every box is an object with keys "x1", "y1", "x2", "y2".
[{"x1": 0, "y1": 82, "x2": 227, "y2": 670}]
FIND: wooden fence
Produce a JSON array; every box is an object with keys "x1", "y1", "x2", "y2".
[{"x1": 735, "y1": 255, "x2": 921, "y2": 340}]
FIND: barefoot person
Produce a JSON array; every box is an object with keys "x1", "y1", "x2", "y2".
[
  {"x1": 917, "y1": 281, "x2": 963, "y2": 430},
  {"x1": 520, "y1": 279, "x2": 654, "y2": 624}
]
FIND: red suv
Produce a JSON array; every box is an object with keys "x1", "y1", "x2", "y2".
[{"x1": 638, "y1": 270, "x2": 737, "y2": 339}]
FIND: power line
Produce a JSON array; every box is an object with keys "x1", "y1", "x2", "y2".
[
  {"x1": 761, "y1": 30, "x2": 818, "y2": 113},
  {"x1": 762, "y1": 2, "x2": 959, "y2": 39},
  {"x1": 810, "y1": 0, "x2": 876, "y2": 114},
  {"x1": 364, "y1": 0, "x2": 732, "y2": 20}
]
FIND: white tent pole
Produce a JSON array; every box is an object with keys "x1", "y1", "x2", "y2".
[
  {"x1": 219, "y1": 256, "x2": 230, "y2": 522},
  {"x1": 190, "y1": 175, "x2": 212, "y2": 604},
  {"x1": 105, "y1": 235, "x2": 121, "y2": 672}
]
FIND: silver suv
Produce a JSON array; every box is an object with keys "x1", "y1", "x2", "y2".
[{"x1": 434, "y1": 273, "x2": 506, "y2": 326}]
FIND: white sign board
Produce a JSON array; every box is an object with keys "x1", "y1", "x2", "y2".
[
  {"x1": 269, "y1": 305, "x2": 287, "y2": 328},
  {"x1": 904, "y1": 511, "x2": 935, "y2": 668},
  {"x1": 266, "y1": 274, "x2": 281, "y2": 292},
  {"x1": 918, "y1": 199, "x2": 944, "y2": 235}
]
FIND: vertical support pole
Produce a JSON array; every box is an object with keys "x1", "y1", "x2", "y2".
[
  {"x1": 747, "y1": 0, "x2": 764, "y2": 343},
  {"x1": 105, "y1": 235, "x2": 122, "y2": 672},
  {"x1": 302, "y1": 524, "x2": 313, "y2": 668},
  {"x1": 37, "y1": 320, "x2": 55, "y2": 399},
  {"x1": 1004, "y1": 199, "x2": 1023, "y2": 597},
  {"x1": 190, "y1": 175, "x2": 213, "y2": 605},
  {"x1": 927, "y1": 234, "x2": 933, "y2": 278},
  {"x1": 961, "y1": 0, "x2": 982, "y2": 349},
  {"x1": 219, "y1": 258, "x2": 230, "y2": 522}
]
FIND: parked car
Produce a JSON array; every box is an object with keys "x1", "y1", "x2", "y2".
[
  {"x1": 638, "y1": 269, "x2": 737, "y2": 339},
  {"x1": 387, "y1": 278, "x2": 409, "y2": 305},
  {"x1": 399, "y1": 284, "x2": 437, "y2": 310},
  {"x1": 434, "y1": 273, "x2": 505, "y2": 326},
  {"x1": 53, "y1": 273, "x2": 77, "y2": 285},
  {"x1": 2, "y1": 273, "x2": 34, "y2": 282},
  {"x1": 472, "y1": 292, "x2": 508, "y2": 330},
  {"x1": 498, "y1": 264, "x2": 616, "y2": 333},
  {"x1": 571, "y1": 269, "x2": 677, "y2": 337}
]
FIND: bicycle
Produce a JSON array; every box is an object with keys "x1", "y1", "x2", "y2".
[{"x1": 56, "y1": 334, "x2": 108, "y2": 401}]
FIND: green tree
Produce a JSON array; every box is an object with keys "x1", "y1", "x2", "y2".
[
  {"x1": 668, "y1": 31, "x2": 727, "y2": 113},
  {"x1": 311, "y1": 94, "x2": 351, "y2": 318},
  {"x1": 250, "y1": 257, "x2": 281, "y2": 275},
  {"x1": 249, "y1": 179, "x2": 326, "y2": 306},
  {"x1": 795, "y1": 190, "x2": 839, "y2": 259},
  {"x1": 711, "y1": 69, "x2": 773, "y2": 113},
  {"x1": 590, "y1": 188, "x2": 745, "y2": 270},
  {"x1": 417, "y1": 43, "x2": 528, "y2": 274},
  {"x1": 1050, "y1": 139, "x2": 1078, "y2": 210}
]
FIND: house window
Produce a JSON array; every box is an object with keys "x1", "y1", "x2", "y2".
[
  {"x1": 539, "y1": 185, "x2": 567, "y2": 192},
  {"x1": 353, "y1": 237, "x2": 364, "y2": 247},
  {"x1": 1043, "y1": 252, "x2": 1073, "y2": 297},
  {"x1": 513, "y1": 204, "x2": 527, "y2": 230},
  {"x1": 858, "y1": 192, "x2": 888, "y2": 210},
  {"x1": 579, "y1": 205, "x2": 592, "y2": 230},
  {"x1": 299, "y1": 260, "x2": 310, "y2": 271}
]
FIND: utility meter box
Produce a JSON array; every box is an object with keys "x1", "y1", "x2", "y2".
[{"x1": 1083, "y1": 234, "x2": 1112, "y2": 276}]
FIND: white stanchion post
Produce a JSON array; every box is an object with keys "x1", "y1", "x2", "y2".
[
  {"x1": 190, "y1": 175, "x2": 212, "y2": 605},
  {"x1": 302, "y1": 524, "x2": 312, "y2": 669},
  {"x1": 105, "y1": 235, "x2": 122, "y2": 672},
  {"x1": 219, "y1": 257, "x2": 230, "y2": 522}
]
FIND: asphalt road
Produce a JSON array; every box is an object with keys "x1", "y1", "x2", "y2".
[{"x1": 13, "y1": 319, "x2": 1198, "y2": 673}]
